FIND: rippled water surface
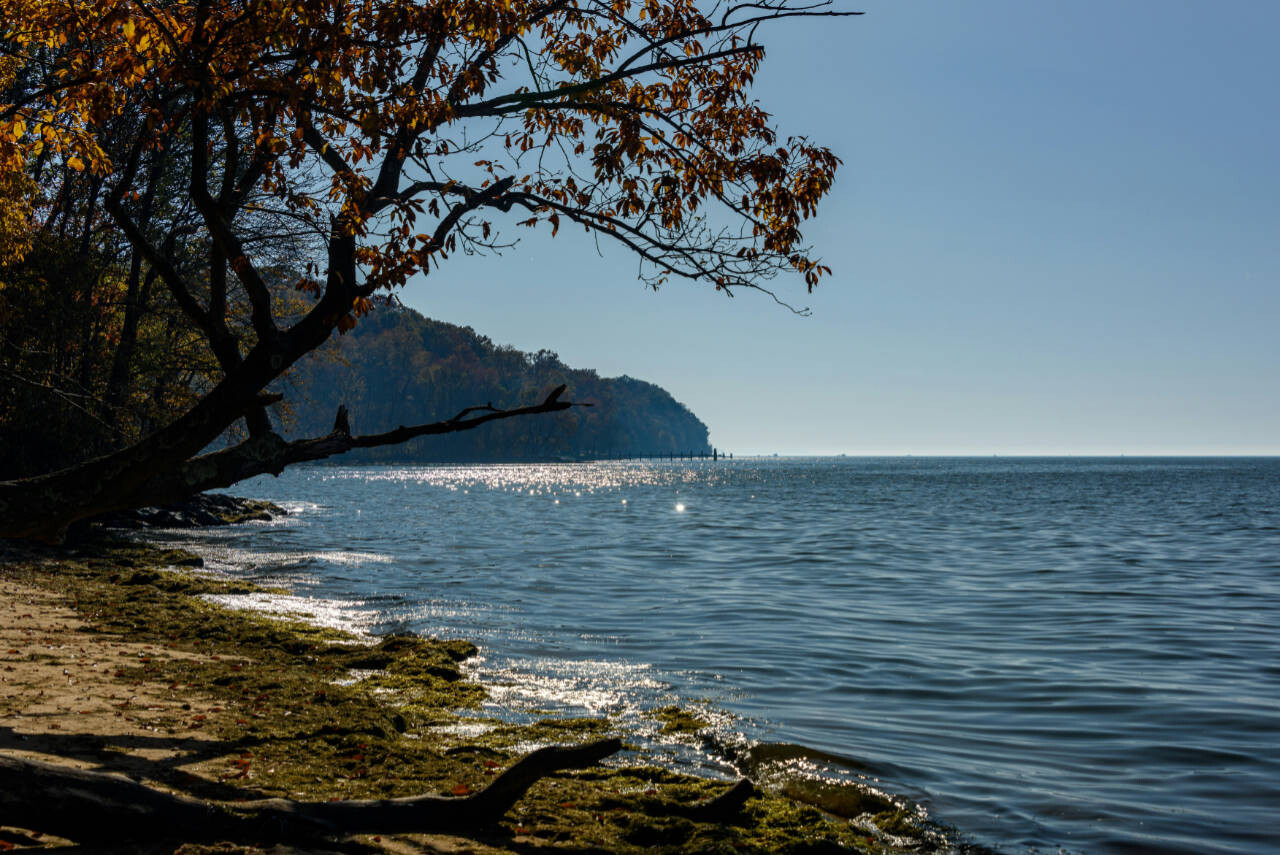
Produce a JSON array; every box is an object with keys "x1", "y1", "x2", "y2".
[{"x1": 161, "y1": 458, "x2": 1280, "y2": 854}]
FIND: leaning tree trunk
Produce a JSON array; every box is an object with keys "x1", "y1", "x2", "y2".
[
  {"x1": 0, "y1": 366, "x2": 578, "y2": 542},
  {"x1": 0, "y1": 341, "x2": 290, "y2": 541},
  {"x1": 0, "y1": 264, "x2": 360, "y2": 542}
]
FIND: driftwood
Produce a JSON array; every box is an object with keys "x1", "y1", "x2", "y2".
[
  {"x1": 1, "y1": 739, "x2": 624, "y2": 844},
  {"x1": 676, "y1": 777, "x2": 757, "y2": 822}
]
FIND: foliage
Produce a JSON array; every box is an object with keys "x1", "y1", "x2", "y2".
[
  {"x1": 0, "y1": 235, "x2": 222, "y2": 478},
  {"x1": 287, "y1": 304, "x2": 712, "y2": 461},
  {"x1": 0, "y1": 58, "x2": 35, "y2": 268},
  {"x1": 2, "y1": 0, "x2": 844, "y2": 301},
  {"x1": 0, "y1": 162, "x2": 34, "y2": 269}
]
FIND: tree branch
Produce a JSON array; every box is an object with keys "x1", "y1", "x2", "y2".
[
  {"x1": 190, "y1": 107, "x2": 278, "y2": 341},
  {"x1": 456, "y1": 44, "x2": 760, "y2": 119},
  {"x1": 131, "y1": 385, "x2": 587, "y2": 505}
]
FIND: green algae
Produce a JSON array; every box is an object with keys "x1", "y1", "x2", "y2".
[
  {"x1": 653, "y1": 704, "x2": 711, "y2": 734},
  {"x1": 2, "y1": 536, "x2": 936, "y2": 853},
  {"x1": 214, "y1": 498, "x2": 284, "y2": 525}
]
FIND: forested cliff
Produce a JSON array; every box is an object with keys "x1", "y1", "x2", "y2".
[{"x1": 284, "y1": 305, "x2": 712, "y2": 462}]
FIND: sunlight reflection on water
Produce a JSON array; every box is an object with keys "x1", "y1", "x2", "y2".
[{"x1": 200, "y1": 592, "x2": 377, "y2": 636}]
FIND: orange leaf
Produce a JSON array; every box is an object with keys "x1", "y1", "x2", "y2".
[{"x1": 451, "y1": 784, "x2": 472, "y2": 796}]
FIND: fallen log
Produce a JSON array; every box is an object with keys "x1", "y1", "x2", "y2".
[{"x1": 0, "y1": 739, "x2": 621, "y2": 844}]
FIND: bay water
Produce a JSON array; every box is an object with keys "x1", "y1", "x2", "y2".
[{"x1": 156, "y1": 457, "x2": 1279, "y2": 854}]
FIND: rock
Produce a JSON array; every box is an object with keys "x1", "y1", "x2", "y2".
[{"x1": 88, "y1": 494, "x2": 289, "y2": 531}]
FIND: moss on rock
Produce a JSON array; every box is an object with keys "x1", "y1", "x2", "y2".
[{"x1": 653, "y1": 704, "x2": 711, "y2": 734}]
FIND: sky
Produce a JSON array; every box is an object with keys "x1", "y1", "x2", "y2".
[{"x1": 398, "y1": 0, "x2": 1280, "y2": 456}]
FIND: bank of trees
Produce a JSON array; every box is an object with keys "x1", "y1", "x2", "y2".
[
  {"x1": 0, "y1": 0, "x2": 853, "y2": 540},
  {"x1": 287, "y1": 306, "x2": 711, "y2": 462}
]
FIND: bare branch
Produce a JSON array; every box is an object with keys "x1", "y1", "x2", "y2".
[{"x1": 130, "y1": 384, "x2": 589, "y2": 504}]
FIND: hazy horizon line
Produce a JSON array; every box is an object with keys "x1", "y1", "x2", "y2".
[{"x1": 721, "y1": 452, "x2": 1280, "y2": 458}]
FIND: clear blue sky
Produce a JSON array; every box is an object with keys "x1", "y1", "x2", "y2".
[{"x1": 399, "y1": 0, "x2": 1280, "y2": 455}]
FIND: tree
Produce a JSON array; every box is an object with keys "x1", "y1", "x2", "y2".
[{"x1": 0, "y1": 0, "x2": 855, "y2": 540}]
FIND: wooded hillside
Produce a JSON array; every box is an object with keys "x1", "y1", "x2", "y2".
[{"x1": 285, "y1": 305, "x2": 712, "y2": 462}]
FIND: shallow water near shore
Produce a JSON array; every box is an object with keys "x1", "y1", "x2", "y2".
[{"x1": 153, "y1": 457, "x2": 1280, "y2": 854}]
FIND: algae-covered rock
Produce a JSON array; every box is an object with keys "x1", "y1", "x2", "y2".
[
  {"x1": 653, "y1": 704, "x2": 711, "y2": 734},
  {"x1": 86, "y1": 493, "x2": 288, "y2": 531}
]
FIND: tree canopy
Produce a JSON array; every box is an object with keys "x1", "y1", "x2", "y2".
[{"x1": 0, "y1": 0, "x2": 855, "y2": 539}]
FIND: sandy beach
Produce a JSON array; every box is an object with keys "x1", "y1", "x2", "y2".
[{"x1": 0, "y1": 574, "x2": 227, "y2": 768}]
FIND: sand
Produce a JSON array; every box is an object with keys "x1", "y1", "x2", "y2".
[{"x1": 0, "y1": 573, "x2": 246, "y2": 793}]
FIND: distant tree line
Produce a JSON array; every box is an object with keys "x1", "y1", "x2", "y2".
[{"x1": 284, "y1": 305, "x2": 712, "y2": 462}]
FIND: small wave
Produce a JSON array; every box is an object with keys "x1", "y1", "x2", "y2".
[
  {"x1": 200, "y1": 591, "x2": 375, "y2": 636},
  {"x1": 733, "y1": 741, "x2": 888, "y2": 777},
  {"x1": 275, "y1": 499, "x2": 325, "y2": 514},
  {"x1": 301, "y1": 549, "x2": 394, "y2": 565},
  {"x1": 205, "y1": 547, "x2": 394, "y2": 572},
  {"x1": 477, "y1": 658, "x2": 664, "y2": 717}
]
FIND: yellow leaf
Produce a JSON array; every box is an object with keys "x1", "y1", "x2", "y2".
[
  {"x1": 123, "y1": 20, "x2": 136, "y2": 42},
  {"x1": 9, "y1": 120, "x2": 23, "y2": 141},
  {"x1": 67, "y1": 156, "x2": 85, "y2": 172}
]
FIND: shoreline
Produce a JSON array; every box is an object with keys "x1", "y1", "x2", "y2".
[{"x1": 0, "y1": 534, "x2": 932, "y2": 854}]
